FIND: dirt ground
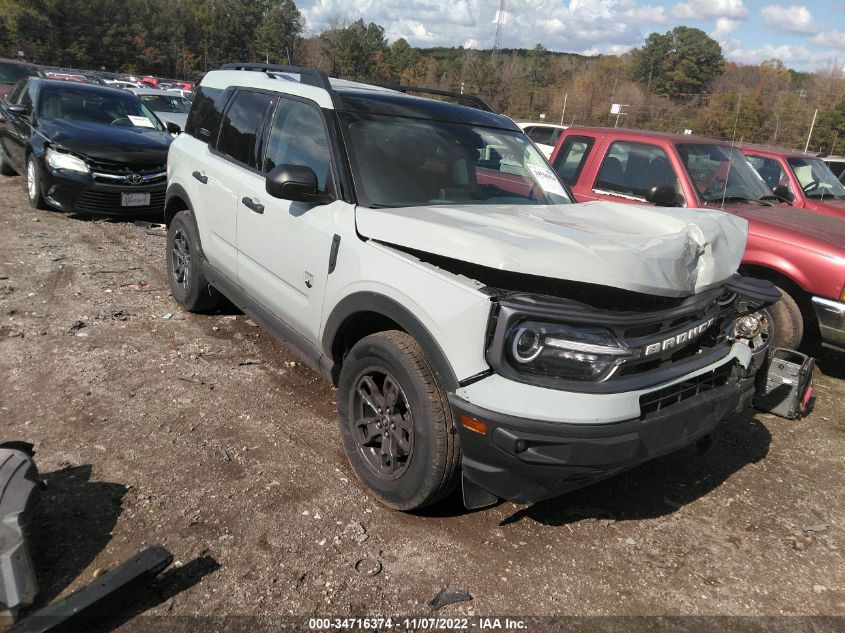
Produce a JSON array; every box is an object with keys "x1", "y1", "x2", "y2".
[{"x1": 1, "y1": 171, "x2": 844, "y2": 630}]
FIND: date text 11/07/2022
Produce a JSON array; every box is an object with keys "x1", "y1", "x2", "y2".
[{"x1": 307, "y1": 617, "x2": 528, "y2": 630}]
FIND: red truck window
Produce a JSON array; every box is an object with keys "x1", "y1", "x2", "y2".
[
  {"x1": 745, "y1": 155, "x2": 792, "y2": 194},
  {"x1": 552, "y1": 135, "x2": 594, "y2": 186},
  {"x1": 594, "y1": 141, "x2": 678, "y2": 200}
]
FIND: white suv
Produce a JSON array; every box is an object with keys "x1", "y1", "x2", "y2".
[{"x1": 164, "y1": 64, "x2": 777, "y2": 511}]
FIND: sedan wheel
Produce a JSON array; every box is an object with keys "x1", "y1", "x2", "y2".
[{"x1": 26, "y1": 156, "x2": 47, "y2": 209}]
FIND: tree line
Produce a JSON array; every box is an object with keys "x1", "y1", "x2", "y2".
[{"x1": 2, "y1": 0, "x2": 844, "y2": 153}]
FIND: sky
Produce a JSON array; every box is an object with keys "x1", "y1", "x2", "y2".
[{"x1": 296, "y1": 0, "x2": 845, "y2": 72}]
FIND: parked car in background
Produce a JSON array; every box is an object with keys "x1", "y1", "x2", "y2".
[
  {"x1": 821, "y1": 154, "x2": 845, "y2": 181},
  {"x1": 105, "y1": 79, "x2": 145, "y2": 90},
  {"x1": 0, "y1": 58, "x2": 41, "y2": 101},
  {"x1": 129, "y1": 87, "x2": 191, "y2": 129},
  {"x1": 741, "y1": 145, "x2": 845, "y2": 220},
  {"x1": 165, "y1": 88, "x2": 193, "y2": 102},
  {"x1": 0, "y1": 78, "x2": 173, "y2": 218},
  {"x1": 551, "y1": 127, "x2": 845, "y2": 352},
  {"x1": 516, "y1": 121, "x2": 568, "y2": 158}
]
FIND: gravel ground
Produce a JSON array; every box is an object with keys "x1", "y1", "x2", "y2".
[{"x1": 0, "y1": 172, "x2": 843, "y2": 630}]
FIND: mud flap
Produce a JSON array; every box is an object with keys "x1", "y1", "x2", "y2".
[{"x1": 462, "y1": 473, "x2": 498, "y2": 510}]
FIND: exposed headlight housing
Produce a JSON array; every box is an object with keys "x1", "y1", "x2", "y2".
[
  {"x1": 45, "y1": 147, "x2": 89, "y2": 174},
  {"x1": 505, "y1": 320, "x2": 637, "y2": 381}
]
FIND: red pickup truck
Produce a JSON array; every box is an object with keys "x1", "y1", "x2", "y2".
[
  {"x1": 550, "y1": 127, "x2": 845, "y2": 352},
  {"x1": 740, "y1": 144, "x2": 845, "y2": 220}
]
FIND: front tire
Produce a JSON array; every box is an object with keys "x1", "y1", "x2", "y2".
[
  {"x1": 767, "y1": 285, "x2": 803, "y2": 349},
  {"x1": 337, "y1": 331, "x2": 461, "y2": 511},
  {"x1": 26, "y1": 156, "x2": 46, "y2": 209},
  {"x1": 166, "y1": 210, "x2": 219, "y2": 312}
]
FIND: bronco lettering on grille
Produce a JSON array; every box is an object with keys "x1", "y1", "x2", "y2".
[{"x1": 643, "y1": 317, "x2": 715, "y2": 356}]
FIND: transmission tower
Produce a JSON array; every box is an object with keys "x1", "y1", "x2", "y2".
[{"x1": 492, "y1": 0, "x2": 506, "y2": 57}]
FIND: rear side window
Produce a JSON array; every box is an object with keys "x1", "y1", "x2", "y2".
[
  {"x1": 185, "y1": 86, "x2": 225, "y2": 142},
  {"x1": 552, "y1": 135, "x2": 594, "y2": 186},
  {"x1": 215, "y1": 90, "x2": 275, "y2": 169},
  {"x1": 595, "y1": 141, "x2": 678, "y2": 199}
]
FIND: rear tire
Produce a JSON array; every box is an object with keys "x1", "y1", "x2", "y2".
[
  {"x1": 767, "y1": 285, "x2": 803, "y2": 349},
  {"x1": 166, "y1": 209, "x2": 219, "y2": 312},
  {"x1": 337, "y1": 331, "x2": 461, "y2": 511},
  {"x1": 26, "y1": 156, "x2": 46, "y2": 209},
  {"x1": 0, "y1": 148, "x2": 15, "y2": 176}
]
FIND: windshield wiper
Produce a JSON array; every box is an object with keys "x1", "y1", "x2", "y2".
[{"x1": 703, "y1": 195, "x2": 769, "y2": 206}]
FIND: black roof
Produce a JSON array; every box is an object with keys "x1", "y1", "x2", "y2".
[
  {"x1": 332, "y1": 86, "x2": 519, "y2": 130},
  {"x1": 35, "y1": 78, "x2": 135, "y2": 97}
]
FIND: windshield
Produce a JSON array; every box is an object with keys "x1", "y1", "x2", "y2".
[
  {"x1": 676, "y1": 143, "x2": 772, "y2": 203},
  {"x1": 340, "y1": 113, "x2": 571, "y2": 208},
  {"x1": 138, "y1": 94, "x2": 190, "y2": 113},
  {"x1": 0, "y1": 61, "x2": 38, "y2": 85},
  {"x1": 787, "y1": 157, "x2": 845, "y2": 199},
  {"x1": 38, "y1": 85, "x2": 164, "y2": 130}
]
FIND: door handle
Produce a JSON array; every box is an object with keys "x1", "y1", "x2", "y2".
[
  {"x1": 241, "y1": 197, "x2": 264, "y2": 214},
  {"x1": 192, "y1": 171, "x2": 208, "y2": 184}
]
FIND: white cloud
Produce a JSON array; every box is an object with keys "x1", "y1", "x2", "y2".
[
  {"x1": 672, "y1": 0, "x2": 747, "y2": 20},
  {"x1": 812, "y1": 30, "x2": 845, "y2": 51},
  {"x1": 464, "y1": 38, "x2": 479, "y2": 49},
  {"x1": 298, "y1": 0, "x2": 668, "y2": 53},
  {"x1": 711, "y1": 17, "x2": 740, "y2": 40},
  {"x1": 759, "y1": 5, "x2": 815, "y2": 35},
  {"x1": 723, "y1": 42, "x2": 821, "y2": 67}
]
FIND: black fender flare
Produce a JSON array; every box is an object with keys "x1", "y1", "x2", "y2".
[
  {"x1": 322, "y1": 292, "x2": 459, "y2": 391},
  {"x1": 164, "y1": 182, "x2": 194, "y2": 225}
]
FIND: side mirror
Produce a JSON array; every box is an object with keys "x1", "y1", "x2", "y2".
[
  {"x1": 7, "y1": 104, "x2": 30, "y2": 116},
  {"x1": 165, "y1": 121, "x2": 181, "y2": 135},
  {"x1": 646, "y1": 184, "x2": 678, "y2": 207},
  {"x1": 772, "y1": 184, "x2": 794, "y2": 203},
  {"x1": 266, "y1": 164, "x2": 319, "y2": 201}
]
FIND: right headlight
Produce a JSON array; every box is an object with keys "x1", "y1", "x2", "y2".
[
  {"x1": 505, "y1": 320, "x2": 637, "y2": 382},
  {"x1": 45, "y1": 147, "x2": 89, "y2": 174}
]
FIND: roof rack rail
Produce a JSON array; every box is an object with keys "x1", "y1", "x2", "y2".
[
  {"x1": 374, "y1": 84, "x2": 495, "y2": 113},
  {"x1": 219, "y1": 63, "x2": 331, "y2": 91}
]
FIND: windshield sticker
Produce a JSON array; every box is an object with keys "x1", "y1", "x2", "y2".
[
  {"x1": 527, "y1": 164, "x2": 567, "y2": 198},
  {"x1": 127, "y1": 115, "x2": 155, "y2": 128}
]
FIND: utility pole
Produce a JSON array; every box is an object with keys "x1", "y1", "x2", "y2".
[
  {"x1": 805, "y1": 108, "x2": 818, "y2": 153},
  {"x1": 560, "y1": 93, "x2": 568, "y2": 125}
]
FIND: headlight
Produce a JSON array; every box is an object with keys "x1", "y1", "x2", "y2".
[
  {"x1": 505, "y1": 320, "x2": 636, "y2": 381},
  {"x1": 45, "y1": 147, "x2": 89, "y2": 174}
]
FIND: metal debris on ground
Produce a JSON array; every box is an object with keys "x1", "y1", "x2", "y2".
[
  {"x1": 238, "y1": 359, "x2": 262, "y2": 366},
  {"x1": 427, "y1": 586, "x2": 473, "y2": 611},
  {"x1": 69, "y1": 320, "x2": 86, "y2": 331},
  {"x1": 176, "y1": 374, "x2": 205, "y2": 385},
  {"x1": 804, "y1": 524, "x2": 827, "y2": 533},
  {"x1": 353, "y1": 556, "x2": 382, "y2": 577},
  {"x1": 220, "y1": 448, "x2": 232, "y2": 462}
]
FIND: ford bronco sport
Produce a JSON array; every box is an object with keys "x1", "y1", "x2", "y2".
[{"x1": 164, "y1": 64, "x2": 778, "y2": 511}]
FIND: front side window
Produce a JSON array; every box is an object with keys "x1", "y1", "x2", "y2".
[
  {"x1": 185, "y1": 86, "x2": 225, "y2": 141},
  {"x1": 552, "y1": 135, "x2": 594, "y2": 186},
  {"x1": 38, "y1": 85, "x2": 164, "y2": 130},
  {"x1": 263, "y1": 98, "x2": 332, "y2": 194},
  {"x1": 787, "y1": 156, "x2": 845, "y2": 200},
  {"x1": 745, "y1": 154, "x2": 793, "y2": 198},
  {"x1": 341, "y1": 113, "x2": 571, "y2": 208},
  {"x1": 676, "y1": 143, "x2": 772, "y2": 203},
  {"x1": 5, "y1": 79, "x2": 26, "y2": 104},
  {"x1": 594, "y1": 141, "x2": 679, "y2": 199},
  {"x1": 215, "y1": 90, "x2": 276, "y2": 168}
]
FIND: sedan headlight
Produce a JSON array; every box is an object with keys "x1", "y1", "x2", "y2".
[
  {"x1": 45, "y1": 147, "x2": 89, "y2": 174},
  {"x1": 505, "y1": 320, "x2": 637, "y2": 381}
]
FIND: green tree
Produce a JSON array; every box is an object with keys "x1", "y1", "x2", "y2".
[
  {"x1": 322, "y1": 19, "x2": 387, "y2": 79},
  {"x1": 631, "y1": 26, "x2": 725, "y2": 97},
  {"x1": 254, "y1": 0, "x2": 302, "y2": 64}
]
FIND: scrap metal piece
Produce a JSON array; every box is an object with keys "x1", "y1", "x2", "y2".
[
  {"x1": 0, "y1": 444, "x2": 42, "y2": 622},
  {"x1": 9, "y1": 545, "x2": 173, "y2": 633},
  {"x1": 427, "y1": 586, "x2": 473, "y2": 611}
]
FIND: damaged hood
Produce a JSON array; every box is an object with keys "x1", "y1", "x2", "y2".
[{"x1": 356, "y1": 200, "x2": 748, "y2": 297}]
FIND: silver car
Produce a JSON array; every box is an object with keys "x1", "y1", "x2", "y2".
[{"x1": 129, "y1": 87, "x2": 191, "y2": 130}]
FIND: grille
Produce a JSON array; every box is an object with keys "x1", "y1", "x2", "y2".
[
  {"x1": 638, "y1": 362, "x2": 733, "y2": 419},
  {"x1": 74, "y1": 189, "x2": 166, "y2": 215}
]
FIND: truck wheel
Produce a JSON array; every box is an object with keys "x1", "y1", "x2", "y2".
[
  {"x1": 767, "y1": 286, "x2": 803, "y2": 349},
  {"x1": 26, "y1": 156, "x2": 46, "y2": 209},
  {"x1": 337, "y1": 331, "x2": 461, "y2": 511},
  {"x1": 166, "y1": 210, "x2": 219, "y2": 312},
  {"x1": 0, "y1": 148, "x2": 15, "y2": 176}
]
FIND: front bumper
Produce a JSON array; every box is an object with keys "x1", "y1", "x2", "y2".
[
  {"x1": 451, "y1": 347, "x2": 757, "y2": 504},
  {"x1": 40, "y1": 163, "x2": 165, "y2": 219},
  {"x1": 812, "y1": 296, "x2": 845, "y2": 350}
]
